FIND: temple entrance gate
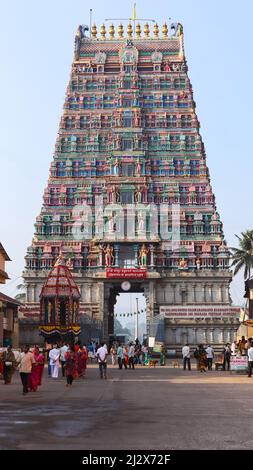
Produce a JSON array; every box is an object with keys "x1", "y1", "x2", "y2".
[{"x1": 103, "y1": 280, "x2": 156, "y2": 343}]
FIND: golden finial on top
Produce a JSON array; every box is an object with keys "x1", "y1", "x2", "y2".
[
  {"x1": 109, "y1": 23, "x2": 115, "y2": 39},
  {"x1": 144, "y1": 23, "x2": 150, "y2": 38},
  {"x1": 91, "y1": 24, "x2": 97, "y2": 39},
  {"x1": 76, "y1": 26, "x2": 82, "y2": 39},
  {"x1": 100, "y1": 24, "x2": 106, "y2": 40},
  {"x1": 153, "y1": 23, "x2": 159, "y2": 38},
  {"x1": 127, "y1": 22, "x2": 133, "y2": 38},
  {"x1": 162, "y1": 22, "x2": 168, "y2": 37},
  {"x1": 118, "y1": 23, "x2": 124, "y2": 39},
  {"x1": 135, "y1": 23, "x2": 141, "y2": 38}
]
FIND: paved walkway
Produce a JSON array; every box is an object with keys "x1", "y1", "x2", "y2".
[{"x1": 0, "y1": 366, "x2": 253, "y2": 450}]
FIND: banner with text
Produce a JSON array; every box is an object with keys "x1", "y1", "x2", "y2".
[
  {"x1": 160, "y1": 306, "x2": 240, "y2": 318},
  {"x1": 106, "y1": 268, "x2": 147, "y2": 279},
  {"x1": 230, "y1": 357, "x2": 248, "y2": 372}
]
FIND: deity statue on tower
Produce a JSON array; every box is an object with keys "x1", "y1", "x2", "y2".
[
  {"x1": 137, "y1": 212, "x2": 145, "y2": 233},
  {"x1": 54, "y1": 253, "x2": 65, "y2": 267},
  {"x1": 134, "y1": 112, "x2": 140, "y2": 127},
  {"x1": 135, "y1": 159, "x2": 141, "y2": 175},
  {"x1": 134, "y1": 187, "x2": 142, "y2": 203},
  {"x1": 138, "y1": 244, "x2": 149, "y2": 267},
  {"x1": 179, "y1": 258, "x2": 188, "y2": 269},
  {"x1": 134, "y1": 134, "x2": 139, "y2": 150},
  {"x1": 164, "y1": 61, "x2": 171, "y2": 72},
  {"x1": 196, "y1": 258, "x2": 201, "y2": 270},
  {"x1": 188, "y1": 185, "x2": 195, "y2": 204},
  {"x1": 108, "y1": 155, "x2": 120, "y2": 176},
  {"x1": 108, "y1": 215, "x2": 115, "y2": 233},
  {"x1": 103, "y1": 244, "x2": 114, "y2": 267},
  {"x1": 66, "y1": 258, "x2": 74, "y2": 270},
  {"x1": 111, "y1": 186, "x2": 120, "y2": 203},
  {"x1": 115, "y1": 134, "x2": 121, "y2": 150},
  {"x1": 113, "y1": 157, "x2": 120, "y2": 176}
]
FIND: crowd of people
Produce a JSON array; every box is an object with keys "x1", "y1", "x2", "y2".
[
  {"x1": 0, "y1": 345, "x2": 45, "y2": 394},
  {"x1": 2, "y1": 335, "x2": 253, "y2": 394},
  {"x1": 47, "y1": 342, "x2": 88, "y2": 385},
  {"x1": 0, "y1": 341, "x2": 89, "y2": 394},
  {"x1": 182, "y1": 336, "x2": 253, "y2": 373},
  {"x1": 110, "y1": 340, "x2": 147, "y2": 370},
  {"x1": 0, "y1": 339, "x2": 149, "y2": 391}
]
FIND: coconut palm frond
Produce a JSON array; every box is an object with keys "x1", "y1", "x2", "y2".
[
  {"x1": 231, "y1": 229, "x2": 253, "y2": 280},
  {"x1": 244, "y1": 264, "x2": 250, "y2": 281},
  {"x1": 233, "y1": 259, "x2": 245, "y2": 276},
  {"x1": 16, "y1": 284, "x2": 25, "y2": 290}
]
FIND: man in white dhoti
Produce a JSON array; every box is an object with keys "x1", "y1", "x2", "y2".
[{"x1": 49, "y1": 345, "x2": 60, "y2": 378}]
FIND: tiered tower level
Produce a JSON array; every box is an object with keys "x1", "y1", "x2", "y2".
[{"x1": 23, "y1": 21, "x2": 239, "y2": 348}]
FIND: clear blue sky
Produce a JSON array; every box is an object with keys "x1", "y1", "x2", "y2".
[{"x1": 0, "y1": 0, "x2": 252, "y2": 306}]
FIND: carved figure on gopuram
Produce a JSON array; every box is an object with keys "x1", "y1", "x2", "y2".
[
  {"x1": 115, "y1": 134, "x2": 121, "y2": 150},
  {"x1": 179, "y1": 258, "x2": 188, "y2": 269},
  {"x1": 108, "y1": 215, "x2": 115, "y2": 233},
  {"x1": 137, "y1": 212, "x2": 145, "y2": 233},
  {"x1": 66, "y1": 258, "x2": 74, "y2": 270},
  {"x1": 196, "y1": 258, "x2": 201, "y2": 270},
  {"x1": 138, "y1": 244, "x2": 149, "y2": 267},
  {"x1": 103, "y1": 244, "x2": 114, "y2": 267},
  {"x1": 163, "y1": 61, "x2": 171, "y2": 72},
  {"x1": 113, "y1": 157, "x2": 120, "y2": 176},
  {"x1": 111, "y1": 186, "x2": 120, "y2": 203},
  {"x1": 134, "y1": 187, "x2": 142, "y2": 203},
  {"x1": 135, "y1": 159, "x2": 141, "y2": 175}
]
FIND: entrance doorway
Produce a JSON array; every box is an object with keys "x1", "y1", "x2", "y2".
[
  {"x1": 105, "y1": 282, "x2": 148, "y2": 346},
  {"x1": 114, "y1": 293, "x2": 147, "y2": 343}
]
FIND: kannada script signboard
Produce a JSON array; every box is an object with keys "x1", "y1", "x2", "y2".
[
  {"x1": 160, "y1": 306, "x2": 240, "y2": 318},
  {"x1": 106, "y1": 268, "x2": 147, "y2": 279}
]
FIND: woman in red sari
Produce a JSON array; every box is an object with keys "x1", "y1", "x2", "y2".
[
  {"x1": 77, "y1": 345, "x2": 88, "y2": 378},
  {"x1": 28, "y1": 347, "x2": 43, "y2": 391},
  {"x1": 0, "y1": 351, "x2": 4, "y2": 377},
  {"x1": 37, "y1": 348, "x2": 45, "y2": 386}
]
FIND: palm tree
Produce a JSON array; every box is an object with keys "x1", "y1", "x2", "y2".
[
  {"x1": 14, "y1": 283, "x2": 26, "y2": 303},
  {"x1": 230, "y1": 230, "x2": 253, "y2": 279}
]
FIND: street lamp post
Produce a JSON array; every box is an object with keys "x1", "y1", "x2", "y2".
[{"x1": 135, "y1": 297, "x2": 139, "y2": 341}]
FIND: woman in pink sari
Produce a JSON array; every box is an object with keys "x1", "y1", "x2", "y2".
[{"x1": 28, "y1": 347, "x2": 44, "y2": 391}]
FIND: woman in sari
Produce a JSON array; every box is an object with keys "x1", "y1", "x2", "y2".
[
  {"x1": 28, "y1": 347, "x2": 43, "y2": 391},
  {"x1": 77, "y1": 345, "x2": 88, "y2": 378},
  {"x1": 123, "y1": 345, "x2": 129, "y2": 369},
  {"x1": 37, "y1": 348, "x2": 45, "y2": 386},
  {"x1": 197, "y1": 344, "x2": 207, "y2": 372},
  {"x1": 65, "y1": 346, "x2": 77, "y2": 387},
  {"x1": 0, "y1": 350, "x2": 4, "y2": 377},
  {"x1": 3, "y1": 346, "x2": 16, "y2": 384}
]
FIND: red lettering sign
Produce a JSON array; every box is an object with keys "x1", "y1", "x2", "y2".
[{"x1": 106, "y1": 268, "x2": 147, "y2": 279}]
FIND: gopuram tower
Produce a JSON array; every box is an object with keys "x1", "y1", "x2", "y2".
[{"x1": 22, "y1": 20, "x2": 239, "y2": 349}]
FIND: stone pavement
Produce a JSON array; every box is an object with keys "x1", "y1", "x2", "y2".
[{"x1": 0, "y1": 365, "x2": 253, "y2": 450}]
